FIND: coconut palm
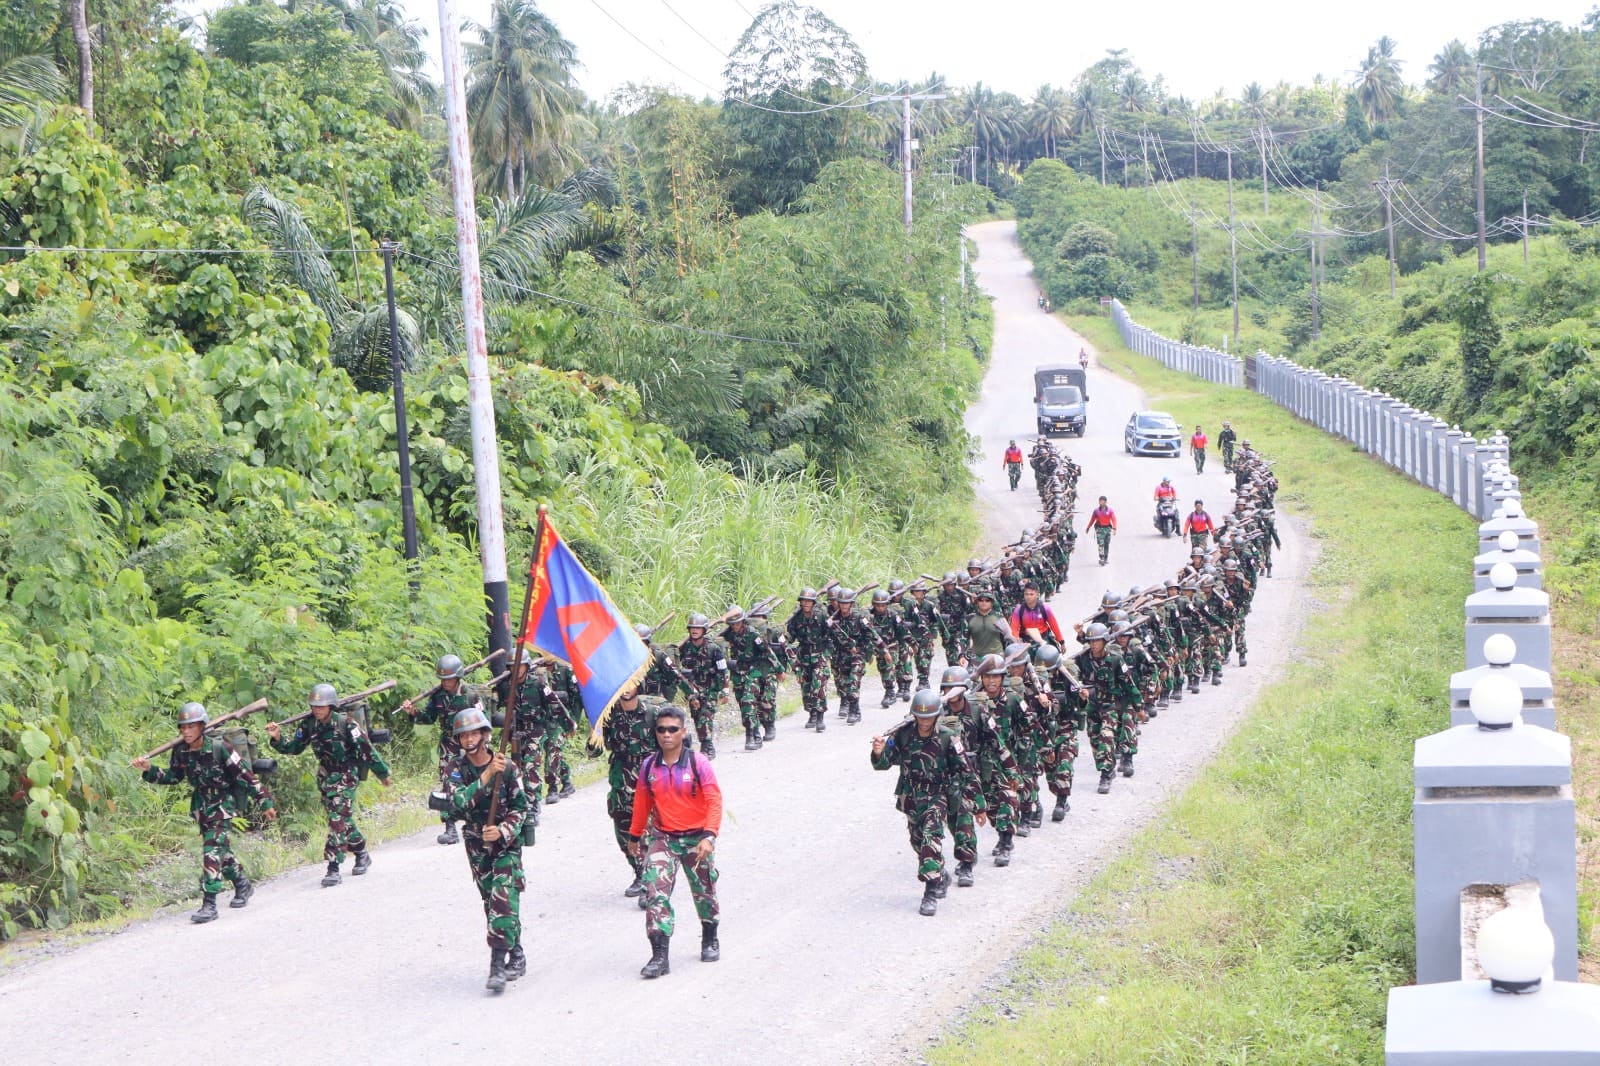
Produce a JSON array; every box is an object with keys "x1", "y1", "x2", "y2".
[
  {"x1": 464, "y1": 0, "x2": 582, "y2": 200},
  {"x1": 1030, "y1": 84, "x2": 1072, "y2": 159},
  {"x1": 0, "y1": 50, "x2": 65, "y2": 157},
  {"x1": 960, "y1": 82, "x2": 1011, "y2": 177},
  {"x1": 321, "y1": 0, "x2": 437, "y2": 131},
  {"x1": 1355, "y1": 36, "x2": 1404, "y2": 125},
  {"x1": 1427, "y1": 40, "x2": 1475, "y2": 95}
]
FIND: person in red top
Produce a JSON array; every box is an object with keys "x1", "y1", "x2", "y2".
[
  {"x1": 629, "y1": 705, "x2": 723, "y2": 979},
  {"x1": 1190, "y1": 425, "x2": 1209, "y2": 473},
  {"x1": 1003, "y1": 440, "x2": 1024, "y2": 491},
  {"x1": 1153, "y1": 476, "x2": 1177, "y2": 502},
  {"x1": 1010, "y1": 581, "x2": 1064, "y2": 646},
  {"x1": 1084, "y1": 495, "x2": 1117, "y2": 566},
  {"x1": 1182, "y1": 499, "x2": 1215, "y2": 549}
]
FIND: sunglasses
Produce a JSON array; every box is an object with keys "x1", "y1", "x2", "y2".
[{"x1": 655, "y1": 725, "x2": 682, "y2": 734}]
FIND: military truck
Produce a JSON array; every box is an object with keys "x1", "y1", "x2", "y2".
[{"x1": 1034, "y1": 364, "x2": 1088, "y2": 437}]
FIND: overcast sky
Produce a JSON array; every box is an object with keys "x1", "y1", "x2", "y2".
[{"x1": 372, "y1": 0, "x2": 1599, "y2": 104}]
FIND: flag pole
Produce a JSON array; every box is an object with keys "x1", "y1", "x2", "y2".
[{"x1": 489, "y1": 504, "x2": 546, "y2": 826}]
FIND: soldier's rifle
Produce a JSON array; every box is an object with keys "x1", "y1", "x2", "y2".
[
  {"x1": 270, "y1": 679, "x2": 398, "y2": 731},
  {"x1": 131, "y1": 698, "x2": 272, "y2": 765},
  {"x1": 651, "y1": 610, "x2": 677, "y2": 635},
  {"x1": 402, "y1": 648, "x2": 509, "y2": 709}
]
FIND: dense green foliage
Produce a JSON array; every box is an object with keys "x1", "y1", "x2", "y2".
[
  {"x1": 0, "y1": 2, "x2": 989, "y2": 934},
  {"x1": 936, "y1": 321, "x2": 1473, "y2": 1065}
]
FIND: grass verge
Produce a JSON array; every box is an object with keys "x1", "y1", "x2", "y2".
[{"x1": 931, "y1": 316, "x2": 1481, "y2": 1063}]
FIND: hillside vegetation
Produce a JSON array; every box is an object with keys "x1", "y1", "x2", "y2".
[{"x1": 0, "y1": 3, "x2": 989, "y2": 934}]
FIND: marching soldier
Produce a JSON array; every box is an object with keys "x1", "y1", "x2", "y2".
[
  {"x1": 1072, "y1": 622, "x2": 1141, "y2": 793},
  {"x1": 901, "y1": 580, "x2": 941, "y2": 691},
  {"x1": 748, "y1": 601, "x2": 786, "y2": 741},
  {"x1": 678, "y1": 613, "x2": 729, "y2": 759},
  {"x1": 597, "y1": 681, "x2": 661, "y2": 903},
  {"x1": 638, "y1": 625, "x2": 681, "y2": 703},
  {"x1": 786, "y1": 588, "x2": 833, "y2": 731},
  {"x1": 723, "y1": 606, "x2": 773, "y2": 752},
  {"x1": 871, "y1": 689, "x2": 983, "y2": 916},
  {"x1": 869, "y1": 589, "x2": 911, "y2": 708},
  {"x1": 267, "y1": 683, "x2": 391, "y2": 888},
  {"x1": 404, "y1": 653, "x2": 476, "y2": 846},
  {"x1": 965, "y1": 589, "x2": 1014, "y2": 661},
  {"x1": 445, "y1": 706, "x2": 531, "y2": 993},
  {"x1": 504, "y1": 650, "x2": 548, "y2": 823},
  {"x1": 936, "y1": 572, "x2": 970, "y2": 665},
  {"x1": 134, "y1": 702, "x2": 277, "y2": 923},
  {"x1": 1219, "y1": 420, "x2": 1238, "y2": 471},
  {"x1": 828, "y1": 588, "x2": 877, "y2": 725},
  {"x1": 953, "y1": 656, "x2": 1022, "y2": 868},
  {"x1": 1034, "y1": 645, "x2": 1083, "y2": 821}
]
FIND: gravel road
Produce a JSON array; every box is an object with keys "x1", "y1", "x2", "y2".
[{"x1": 0, "y1": 220, "x2": 1312, "y2": 1066}]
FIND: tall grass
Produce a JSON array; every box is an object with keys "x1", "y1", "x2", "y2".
[{"x1": 932, "y1": 320, "x2": 1476, "y2": 1064}]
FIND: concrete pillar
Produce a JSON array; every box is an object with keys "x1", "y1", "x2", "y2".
[
  {"x1": 1479, "y1": 503, "x2": 1541, "y2": 556},
  {"x1": 1430, "y1": 420, "x2": 1451, "y2": 494},
  {"x1": 1413, "y1": 700, "x2": 1577, "y2": 983},
  {"x1": 1451, "y1": 635, "x2": 1555, "y2": 729},
  {"x1": 1386, "y1": 980, "x2": 1600, "y2": 1063},
  {"x1": 1475, "y1": 530, "x2": 1544, "y2": 592},
  {"x1": 1465, "y1": 563, "x2": 1552, "y2": 672},
  {"x1": 1443, "y1": 427, "x2": 1464, "y2": 502}
]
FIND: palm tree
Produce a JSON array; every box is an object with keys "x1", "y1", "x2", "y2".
[
  {"x1": 1355, "y1": 36, "x2": 1404, "y2": 125},
  {"x1": 1069, "y1": 82, "x2": 1106, "y2": 184},
  {"x1": 1030, "y1": 84, "x2": 1072, "y2": 159},
  {"x1": 464, "y1": 0, "x2": 581, "y2": 200},
  {"x1": 322, "y1": 0, "x2": 437, "y2": 131},
  {"x1": 1427, "y1": 40, "x2": 1475, "y2": 95},
  {"x1": 70, "y1": 0, "x2": 91, "y2": 124},
  {"x1": 0, "y1": 50, "x2": 65, "y2": 157},
  {"x1": 960, "y1": 82, "x2": 1009, "y2": 178},
  {"x1": 1118, "y1": 73, "x2": 1151, "y2": 114}
]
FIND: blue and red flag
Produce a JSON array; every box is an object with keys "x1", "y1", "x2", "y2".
[{"x1": 519, "y1": 510, "x2": 649, "y2": 726}]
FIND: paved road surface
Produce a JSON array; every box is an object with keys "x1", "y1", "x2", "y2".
[{"x1": 0, "y1": 220, "x2": 1311, "y2": 1066}]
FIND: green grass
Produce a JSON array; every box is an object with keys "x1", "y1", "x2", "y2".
[{"x1": 932, "y1": 317, "x2": 1477, "y2": 1064}]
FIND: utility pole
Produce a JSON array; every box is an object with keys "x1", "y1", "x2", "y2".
[
  {"x1": 1522, "y1": 190, "x2": 1530, "y2": 264},
  {"x1": 1226, "y1": 146, "x2": 1239, "y2": 345},
  {"x1": 381, "y1": 241, "x2": 420, "y2": 594},
  {"x1": 1190, "y1": 135, "x2": 1200, "y2": 309},
  {"x1": 870, "y1": 89, "x2": 945, "y2": 237},
  {"x1": 1373, "y1": 161, "x2": 1399, "y2": 297},
  {"x1": 1309, "y1": 192, "x2": 1321, "y2": 341},
  {"x1": 1142, "y1": 130, "x2": 1150, "y2": 187},
  {"x1": 1258, "y1": 125, "x2": 1269, "y2": 215},
  {"x1": 1475, "y1": 64, "x2": 1487, "y2": 271},
  {"x1": 437, "y1": 0, "x2": 511, "y2": 658}
]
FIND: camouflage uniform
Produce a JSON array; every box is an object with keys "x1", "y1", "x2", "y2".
[
  {"x1": 1001, "y1": 669, "x2": 1051, "y2": 823},
  {"x1": 786, "y1": 604, "x2": 833, "y2": 725},
  {"x1": 604, "y1": 695, "x2": 662, "y2": 880},
  {"x1": 828, "y1": 608, "x2": 877, "y2": 720},
  {"x1": 945, "y1": 694, "x2": 1019, "y2": 848},
  {"x1": 641, "y1": 643, "x2": 681, "y2": 703},
  {"x1": 533, "y1": 661, "x2": 582, "y2": 796},
  {"x1": 869, "y1": 603, "x2": 912, "y2": 702},
  {"x1": 270, "y1": 712, "x2": 390, "y2": 863},
  {"x1": 901, "y1": 593, "x2": 941, "y2": 690},
  {"x1": 677, "y1": 635, "x2": 729, "y2": 752},
  {"x1": 871, "y1": 720, "x2": 981, "y2": 882},
  {"x1": 416, "y1": 685, "x2": 476, "y2": 829},
  {"x1": 1041, "y1": 662, "x2": 1085, "y2": 799},
  {"x1": 724, "y1": 622, "x2": 775, "y2": 739},
  {"x1": 447, "y1": 749, "x2": 530, "y2": 951},
  {"x1": 1072, "y1": 645, "x2": 1140, "y2": 773},
  {"x1": 1226, "y1": 573, "x2": 1254, "y2": 663},
  {"x1": 506, "y1": 672, "x2": 552, "y2": 817},
  {"x1": 748, "y1": 615, "x2": 786, "y2": 733},
  {"x1": 936, "y1": 585, "x2": 970, "y2": 664},
  {"x1": 142, "y1": 737, "x2": 275, "y2": 895}
]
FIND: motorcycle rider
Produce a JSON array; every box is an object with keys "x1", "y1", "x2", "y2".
[
  {"x1": 1003, "y1": 440, "x2": 1024, "y2": 491},
  {"x1": 1152, "y1": 477, "x2": 1178, "y2": 536},
  {"x1": 1077, "y1": 347, "x2": 1089, "y2": 370}
]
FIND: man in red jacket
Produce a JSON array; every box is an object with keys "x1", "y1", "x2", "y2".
[
  {"x1": 1182, "y1": 499, "x2": 1215, "y2": 550},
  {"x1": 1190, "y1": 425, "x2": 1209, "y2": 473},
  {"x1": 1084, "y1": 496, "x2": 1117, "y2": 566},
  {"x1": 629, "y1": 705, "x2": 723, "y2": 979},
  {"x1": 1003, "y1": 440, "x2": 1024, "y2": 491}
]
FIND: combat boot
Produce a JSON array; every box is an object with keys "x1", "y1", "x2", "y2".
[
  {"x1": 1238, "y1": 654, "x2": 1247, "y2": 667},
  {"x1": 702, "y1": 734, "x2": 717, "y2": 760},
  {"x1": 847, "y1": 700, "x2": 862, "y2": 725},
  {"x1": 1013, "y1": 818, "x2": 1030, "y2": 838},
  {"x1": 191, "y1": 893, "x2": 218, "y2": 924},
  {"x1": 486, "y1": 949, "x2": 508, "y2": 993},
  {"x1": 558, "y1": 782, "x2": 576, "y2": 799},
  {"x1": 506, "y1": 945, "x2": 527, "y2": 981},
  {"x1": 625, "y1": 875, "x2": 645, "y2": 898},
  {"x1": 814, "y1": 712, "x2": 826, "y2": 733},
  {"x1": 1028, "y1": 806, "x2": 1044, "y2": 830},
  {"x1": 1052, "y1": 796, "x2": 1070, "y2": 821},
  {"x1": 880, "y1": 689, "x2": 896, "y2": 709},
  {"x1": 1097, "y1": 770, "x2": 1113, "y2": 794},
  {"x1": 932, "y1": 870, "x2": 951, "y2": 899},
  {"x1": 994, "y1": 830, "x2": 1014, "y2": 867},
  {"x1": 744, "y1": 727, "x2": 757, "y2": 752},
  {"x1": 700, "y1": 921, "x2": 720, "y2": 962},
  {"x1": 1171, "y1": 688, "x2": 1183, "y2": 703},
  {"x1": 763, "y1": 722, "x2": 776, "y2": 742},
  {"x1": 1156, "y1": 695, "x2": 1169, "y2": 709},
  {"x1": 321, "y1": 861, "x2": 342, "y2": 887},
  {"x1": 229, "y1": 876, "x2": 253, "y2": 909},
  {"x1": 1210, "y1": 670, "x2": 1222, "y2": 686},
  {"x1": 544, "y1": 784, "x2": 562, "y2": 806},
  {"x1": 351, "y1": 850, "x2": 372, "y2": 876},
  {"x1": 1188, "y1": 678, "x2": 1201, "y2": 694},
  {"x1": 1146, "y1": 703, "x2": 1159, "y2": 719},
  {"x1": 1120, "y1": 754, "x2": 1135, "y2": 778},
  {"x1": 437, "y1": 820, "x2": 459, "y2": 845},
  {"x1": 640, "y1": 932, "x2": 671, "y2": 979},
  {"x1": 955, "y1": 861, "x2": 975, "y2": 888},
  {"x1": 803, "y1": 711, "x2": 815, "y2": 730},
  {"x1": 919, "y1": 882, "x2": 939, "y2": 917}
]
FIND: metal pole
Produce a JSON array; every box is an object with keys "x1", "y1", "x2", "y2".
[
  {"x1": 1375, "y1": 162, "x2": 1398, "y2": 297},
  {"x1": 437, "y1": 0, "x2": 511, "y2": 659},
  {"x1": 382, "y1": 242, "x2": 420, "y2": 594},
  {"x1": 1475, "y1": 65, "x2": 1487, "y2": 272},
  {"x1": 1522, "y1": 190, "x2": 1530, "y2": 264},
  {"x1": 902, "y1": 91, "x2": 913, "y2": 238},
  {"x1": 1227, "y1": 147, "x2": 1239, "y2": 345}
]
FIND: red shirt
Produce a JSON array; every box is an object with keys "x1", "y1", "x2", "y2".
[
  {"x1": 1191, "y1": 431, "x2": 1208, "y2": 449},
  {"x1": 1011, "y1": 602, "x2": 1063, "y2": 642},
  {"x1": 1004, "y1": 446, "x2": 1023, "y2": 464},
  {"x1": 1086, "y1": 506, "x2": 1117, "y2": 530},
  {"x1": 1154, "y1": 484, "x2": 1177, "y2": 500},
  {"x1": 629, "y1": 750, "x2": 723, "y2": 837},
  {"x1": 1184, "y1": 510, "x2": 1214, "y2": 534}
]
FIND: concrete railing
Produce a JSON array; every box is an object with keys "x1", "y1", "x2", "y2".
[
  {"x1": 1109, "y1": 299, "x2": 1244, "y2": 387},
  {"x1": 1105, "y1": 304, "x2": 1591, "y2": 1058},
  {"x1": 1108, "y1": 300, "x2": 1518, "y2": 523}
]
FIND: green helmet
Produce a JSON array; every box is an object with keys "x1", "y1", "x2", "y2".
[
  {"x1": 750, "y1": 601, "x2": 773, "y2": 619},
  {"x1": 910, "y1": 689, "x2": 942, "y2": 718},
  {"x1": 942, "y1": 571, "x2": 958, "y2": 584},
  {"x1": 309, "y1": 683, "x2": 337, "y2": 707},
  {"x1": 975, "y1": 654, "x2": 1006, "y2": 678},
  {"x1": 452, "y1": 705, "x2": 491, "y2": 736},
  {"x1": 1100, "y1": 591, "x2": 1119, "y2": 608},
  {"x1": 872, "y1": 590, "x2": 890, "y2": 605},
  {"x1": 1107, "y1": 609, "x2": 1129, "y2": 623},
  {"x1": 725, "y1": 605, "x2": 746, "y2": 624},
  {"x1": 436, "y1": 654, "x2": 466, "y2": 680},
  {"x1": 1084, "y1": 622, "x2": 1110, "y2": 642},
  {"x1": 799, "y1": 587, "x2": 819, "y2": 602},
  {"x1": 939, "y1": 665, "x2": 970, "y2": 690},
  {"x1": 687, "y1": 612, "x2": 710, "y2": 629},
  {"x1": 1111, "y1": 622, "x2": 1132, "y2": 640},
  {"x1": 1034, "y1": 644, "x2": 1061, "y2": 669},
  {"x1": 837, "y1": 588, "x2": 857, "y2": 604},
  {"x1": 177, "y1": 701, "x2": 209, "y2": 727},
  {"x1": 634, "y1": 623, "x2": 654, "y2": 642},
  {"x1": 888, "y1": 578, "x2": 907, "y2": 594}
]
